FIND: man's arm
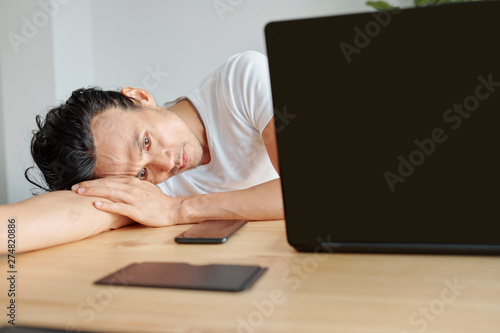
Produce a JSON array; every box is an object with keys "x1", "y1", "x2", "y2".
[
  {"x1": 0, "y1": 190, "x2": 133, "y2": 254},
  {"x1": 179, "y1": 178, "x2": 283, "y2": 223}
]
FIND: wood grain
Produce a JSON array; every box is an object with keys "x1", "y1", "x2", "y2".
[{"x1": 1, "y1": 220, "x2": 499, "y2": 333}]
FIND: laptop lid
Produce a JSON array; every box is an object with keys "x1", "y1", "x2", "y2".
[{"x1": 265, "y1": 1, "x2": 500, "y2": 254}]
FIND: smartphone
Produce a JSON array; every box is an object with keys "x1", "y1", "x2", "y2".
[{"x1": 174, "y1": 219, "x2": 248, "y2": 244}]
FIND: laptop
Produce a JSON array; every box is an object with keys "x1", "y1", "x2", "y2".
[{"x1": 264, "y1": 1, "x2": 500, "y2": 254}]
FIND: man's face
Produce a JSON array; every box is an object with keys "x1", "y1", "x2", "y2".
[{"x1": 91, "y1": 106, "x2": 204, "y2": 184}]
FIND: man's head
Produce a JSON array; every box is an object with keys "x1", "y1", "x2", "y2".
[{"x1": 26, "y1": 87, "x2": 206, "y2": 192}]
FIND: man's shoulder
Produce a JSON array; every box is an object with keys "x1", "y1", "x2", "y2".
[
  {"x1": 230, "y1": 50, "x2": 267, "y2": 62},
  {"x1": 224, "y1": 50, "x2": 268, "y2": 73}
]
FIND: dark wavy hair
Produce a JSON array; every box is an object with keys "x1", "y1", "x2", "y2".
[{"x1": 25, "y1": 87, "x2": 141, "y2": 193}]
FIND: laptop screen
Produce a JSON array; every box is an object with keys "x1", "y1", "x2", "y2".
[{"x1": 265, "y1": 2, "x2": 500, "y2": 247}]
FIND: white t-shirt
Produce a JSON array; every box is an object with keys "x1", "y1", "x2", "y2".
[{"x1": 156, "y1": 51, "x2": 279, "y2": 197}]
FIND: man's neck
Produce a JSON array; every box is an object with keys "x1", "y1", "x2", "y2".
[{"x1": 168, "y1": 99, "x2": 211, "y2": 165}]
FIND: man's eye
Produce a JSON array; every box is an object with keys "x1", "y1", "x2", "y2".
[
  {"x1": 144, "y1": 134, "x2": 150, "y2": 149},
  {"x1": 139, "y1": 168, "x2": 148, "y2": 180}
]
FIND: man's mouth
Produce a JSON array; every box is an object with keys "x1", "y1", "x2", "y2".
[
  {"x1": 179, "y1": 148, "x2": 188, "y2": 170},
  {"x1": 170, "y1": 144, "x2": 188, "y2": 176}
]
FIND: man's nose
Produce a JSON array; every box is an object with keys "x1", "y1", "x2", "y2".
[{"x1": 152, "y1": 149, "x2": 175, "y2": 181}]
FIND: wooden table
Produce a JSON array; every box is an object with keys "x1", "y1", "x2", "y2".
[{"x1": 1, "y1": 220, "x2": 499, "y2": 332}]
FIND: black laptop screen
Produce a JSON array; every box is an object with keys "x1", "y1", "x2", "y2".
[{"x1": 265, "y1": 1, "x2": 500, "y2": 246}]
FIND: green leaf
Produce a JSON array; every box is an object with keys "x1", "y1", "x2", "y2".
[
  {"x1": 414, "y1": 0, "x2": 432, "y2": 6},
  {"x1": 366, "y1": 1, "x2": 398, "y2": 10}
]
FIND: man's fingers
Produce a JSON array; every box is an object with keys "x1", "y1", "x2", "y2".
[
  {"x1": 93, "y1": 201, "x2": 139, "y2": 221},
  {"x1": 75, "y1": 185, "x2": 134, "y2": 203},
  {"x1": 93, "y1": 201, "x2": 163, "y2": 226}
]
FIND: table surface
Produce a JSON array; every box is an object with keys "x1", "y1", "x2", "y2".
[{"x1": 1, "y1": 220, "x2": 500, "y2": 333}]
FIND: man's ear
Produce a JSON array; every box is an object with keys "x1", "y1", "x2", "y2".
[{"x1": 121, "y1": 87, "x2": 156, "y2": 106}]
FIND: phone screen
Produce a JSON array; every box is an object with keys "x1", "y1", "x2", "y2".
[{"x1": 174, "y1": 219, "x2": 248, "y2": 244}]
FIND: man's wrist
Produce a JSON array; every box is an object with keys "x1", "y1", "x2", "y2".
[{"x1": 177, "y1": 194, "x2": 205, "y2": 224}]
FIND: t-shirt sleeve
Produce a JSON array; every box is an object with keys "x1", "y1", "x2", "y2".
[{"x1": 223, "y1": 50, "x2": 274, "y2": 135}]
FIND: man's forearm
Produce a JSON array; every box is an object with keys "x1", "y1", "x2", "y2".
[
  {"x1": 179, "y1": 178, "x2": 284, "y2": 223},
  {"x1": 0, "y1": 190, "x2": 132, "y2": 254}
]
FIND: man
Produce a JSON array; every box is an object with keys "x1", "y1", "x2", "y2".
[{"x1": 1, "y1": 51, "x2": 283, "y2": 253}]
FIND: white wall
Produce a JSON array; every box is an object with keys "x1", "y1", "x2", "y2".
[
  {"x1": 0, "y1": 59, "x2": 6, "y2": 205},
  {"x1": 0, "y1": 0, "x2": 371, "y2": 204},
  {"x1": 0, "y1": 0, "x2": 57, "y2": 204},
  {"x1": 90, "y1": 0, "x2": 370, "y2": 103},
  {"x1": 53, "y1": 0, "x2": 94, "y2": 102},
  {"x1": 0, "y1": 1, "x2": 11, "y2": 205}
]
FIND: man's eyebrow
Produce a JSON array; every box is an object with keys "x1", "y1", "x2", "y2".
[{"x1": 135, "y1": 131, "x2": 143, "y2": 155}]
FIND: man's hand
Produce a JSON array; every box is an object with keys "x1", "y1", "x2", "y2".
[{"x1": 72, "y1": 177, "x2": 183, "y2": 227}]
